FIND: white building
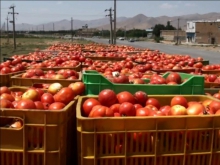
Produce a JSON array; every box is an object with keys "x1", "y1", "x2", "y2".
[{"x1": 186, "y1": 19, "x2": 220, "y2": 43}]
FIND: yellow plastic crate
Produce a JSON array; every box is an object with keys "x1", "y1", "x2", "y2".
[
  {"x1": 77, "y1": 95, "x2": 220, "y2": 165},
  {"x1": 0, "y1": 87, "x2": 78, "y2": 165}
]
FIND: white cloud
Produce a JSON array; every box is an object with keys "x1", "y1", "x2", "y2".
[
  {"x1": 56, "y1": 1, "x2": 63, "y2": 5},
  {"x1": 184, "y1": 3, "x2": 196, "y2": 7},
  {"x1": 159, "y1": 3, "x2": 178, "y2": 9}
]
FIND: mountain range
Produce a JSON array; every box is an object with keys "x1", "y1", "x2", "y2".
[{"x1": 3, "y1": 12, "x2": 220, "y2": 31}]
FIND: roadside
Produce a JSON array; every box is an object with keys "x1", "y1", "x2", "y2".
[{"x1": 159, "y1": 40, "x2": 220, "y2": 53}]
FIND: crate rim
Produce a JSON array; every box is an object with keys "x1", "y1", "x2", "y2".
[{"x1": 76, "y1": 95, "x2": 220, "y2": 120}]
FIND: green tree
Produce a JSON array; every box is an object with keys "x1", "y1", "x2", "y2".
[
  {"x1": 165, "y1": 21, "x2": 176, "y2": 30},
  {"x1": 152, "y1": 24, "x2": 166, "y2": 37}
]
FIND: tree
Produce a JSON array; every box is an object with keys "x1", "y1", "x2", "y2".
[
  {"x1": 152, "y1": 24, "x2": 166, "y2": 37},
  {"x1": 165, "y1": 21, "x2": 176, "y2": 30}
]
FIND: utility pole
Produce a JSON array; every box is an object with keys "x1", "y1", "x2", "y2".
[
  {"x1": 177, "y1": 18, "x2": 180, "y2": 45},
  {"x1": 8, "y1": 5, "x2": 19, "y2": 50},
  {"x1": 105, "y1": 8, "x2": 113, "y2": 44},
  {"x1": 71, "y1": 17, "x2": 73, "y2": 42},
  {"x1": 124, "y1": 26, "x2": 126, "y2": 39},
  {"x1": 53, "y1": 23, "x2": 55, "y2": 31},
  {"x1": 43, "y1": 24, "x2": 44, "y2": 32},
  {"x1": 6, "y1": 16, "x2": 9, "y2": 43},
  {"x1": 102, "y1": 28, "x2": 103, "y2": 37},
  {"x1": 113, "y1": 0, "x2": 116, "y2": 44}
]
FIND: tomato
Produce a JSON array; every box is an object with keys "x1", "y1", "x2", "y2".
[
  {"x1": 149, "y1": 110, "x2": 165, "y2": 116},
  {"x1": 171, "y1": 96, "x2": 188, "y2": 108},
  {"x1": 117, "y1": 91, "x2": 135, "y2": 104},
  {"x1": 159, "y1": 105, "x2": 171, "y2": 115},
  {"x1": 53, "y1": 87, "x2": 75, "y2": 104},
  {"x1": 109, "y1": 104, "x2": 121, "y2": 113},
  {"x1": 98, "y1": 89, "x2": 118, "y2": 107},
  {"x1": 48, "y1": 102, "x2": 65, "y2": 110},
  {"x1": 134, "y1": 104, "x2": 143, "y2": 110},
  {"x1": 41, "y1": 93, "x2": 54, "y2": 104},
  {"x1": 0, "y1": 86, "x2": 11, "y2": 95},
  {"x1": 186, "y1": 103, "x2": 204, "y2": 115},
  {"x1": 166, "y1": 72, "x2": 182, "y2": 84},
  {"x1": 119, "y1": 102, "x2": 136, "y2": 116},
  {"x1": 68, "y1": 82, "x2": 85, "y2": 95},
  {"x1": 187, "y1": 101, "x2": 198, "y2": 107},
  {"x1": 213, "y1": 92, "x2": 220, "y2": 100},
  {"x1": 89, "y1": 105, "x2": 114, "y2": 117},
  {"x1": 0, "y1": 99, "x2": 14, "y2": 108},
  {"x1": 146, "y1": 98, "x2": 160, "y2": 109},
  {"x1": 0, "y1": 93, "x2": 15, "y2": 102},
  {"x1": 202, "y1": 99, "x2": 213, "y2": 109},
  {"x1": 209, "y1": 101, "x2": 220, "y2": 113},
  {"x1": 134, "y1": 91, "x2": 148, "y2": 106},
  {"x1": 16, "y1": 99, "x2": 36, "y2": 109},
  {"x1": 170, "y1": 105, "x2": 187, "y2": 115},
  {"x1": 82, "y1": 98, "x2": 100, "y2": 116},
  {"x1": 34, "y1": 101, "x2": 45, "y2": 109},
  {"x1": 136, "y1": 108, "x2": 150, "y2": 116}
]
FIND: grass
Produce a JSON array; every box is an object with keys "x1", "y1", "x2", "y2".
[{"x1": 0, "y1": 37, "x2": 94, "y2": 61}]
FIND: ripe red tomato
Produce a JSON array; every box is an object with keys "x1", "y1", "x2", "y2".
[
  {"x1": 0, "y1": 99, "x2": 14, "y2": 108},
  {"x1": 209, "y1": 101, "x2": 220, "y2": 113},
  {"x1": 98, "y1": 89, "x2": 118, "y2": 107},
  {"x1": 213, "y1": 92, "x2": 220, "y2": 100},
  {"x1": 41, "y1": 93, "x2": 55, "y2": 104},
  {"x1": 166, "y1": 72, "x2": 182, "y2": 84},
  {"x1": 109, "y1": 104, "x2": 121, "y2": 113},
  {"x1": 186, "y1": 103, "x2": 204, "y2": 115},
  {"x1": 159, "y1": 105, "x2": 171, "y2": 115},
  {"x1": 134, "y1": 91, "x2": 148, "y2": 106},
  {"x1": 117, "y1": 91, "x2": 135, "y2": 104},
  {"x1": 48, "y1": 102, "x2": 66, "y2": 110},
  {"x1": 145, "y1": 105, "x2": 158, "y2": 111},
  {"x1": 16, "y1": 99, "x2": 36, "y2": 109},
  {"x1": 53, "y1": 87, "x2": 75, "y2": 104},
  {"x1": 136, "y1": 108, "x2": 150, "y2": 116},
  {"x1": 89, "y1": 105, "x2": 114, "y2": 117},
  {"x1": 83, "y1": 98, "x2": 100, "y2": 116},
  {"x1": 171, "y1": 96, "x2": 188, "y2": 108},
  {"x1": 134, "y1": 104, "x2": 143, "y2": 110},
  {"x1": 0, "y1": 86, "x2": 11, "y2": 95},
  {"x1": 119, "y1": 102, "x2": 135, "y2": 116},
  {"x1": 34, "y1": 101, "x2": 45, "y2": 109},
  {"x1": 0, "y1": 93, "x2": 15, "y2": 102},
  {"x1": 146, "y1": 98, "x2": 160, "y2": 109}
]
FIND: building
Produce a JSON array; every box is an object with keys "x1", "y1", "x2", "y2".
[
  {"x1": 145, "y1": 28, "x2": 153, "y2": 38},
  {"x1": 76, "y1": 24, "x2": 99, "y2": 37},
  {"x1": 160, "y1": 30, "x2": 186, "y2": 42},
  {"x1": 186, "y1": 19, "x2": 220, "y2": 44}
]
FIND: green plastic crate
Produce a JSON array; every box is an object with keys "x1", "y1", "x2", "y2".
[{"x1": 82, "y1": 71, "x2": 204, "y2": 95}]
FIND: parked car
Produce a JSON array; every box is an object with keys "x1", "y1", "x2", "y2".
[
  {"x1": 129, "y1": 38, "x2": 135, "y2": 42},
  {"x1": 119, "y1": 37, "x2": 125, "y2": 40}
]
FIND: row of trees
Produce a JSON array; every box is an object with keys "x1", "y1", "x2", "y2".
[{"x1": 3, "y1": 21, "x2": 179, "y2": 39}]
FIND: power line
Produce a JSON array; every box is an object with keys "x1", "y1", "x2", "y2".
[{"x1": 8, "y1": 5, "x2": 19, "y2": 50}]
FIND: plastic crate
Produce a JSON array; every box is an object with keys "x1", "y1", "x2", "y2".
[
  {"x1": 77, "y1": 95, "x2": 220, "y2": 165},
  {"x1": 0, "y1": 71, "x2": 26, "y2": 86},
  {"x1": 201, "y1": 69, "x2": 220, "y2": 75},
  {"x1": 204, "y1": 88, "x2": 220, "y2": 95},
  {"x1": 10, "y1": 70, "x2": 82, "y2": 87},
  {"x1": 0, "y1": 87, "x2": 78, "y2": 165},
  {"x1": 82, "y1": 71, "x2": 204, "y2": 95}
]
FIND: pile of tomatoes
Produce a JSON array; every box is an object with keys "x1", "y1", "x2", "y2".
[{"x1": 82, "y1": 89, "x2": 220, "y2": 118}]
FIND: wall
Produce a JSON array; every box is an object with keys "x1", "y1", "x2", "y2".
[
  {"x1": 195, "y1": 22, "x2": 220, "y2": 44},
  {"x1": 160, "y1": 30, "x2": 186, "y2": 41}
]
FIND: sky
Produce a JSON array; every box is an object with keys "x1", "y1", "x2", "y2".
[{"x1": 1, "y1": 1, "x2": 220, "y2": 25}]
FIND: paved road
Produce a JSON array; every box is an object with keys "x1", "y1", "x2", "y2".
[{"x1": 87, "y1": 38, "x2": 220, "y2": 64}]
